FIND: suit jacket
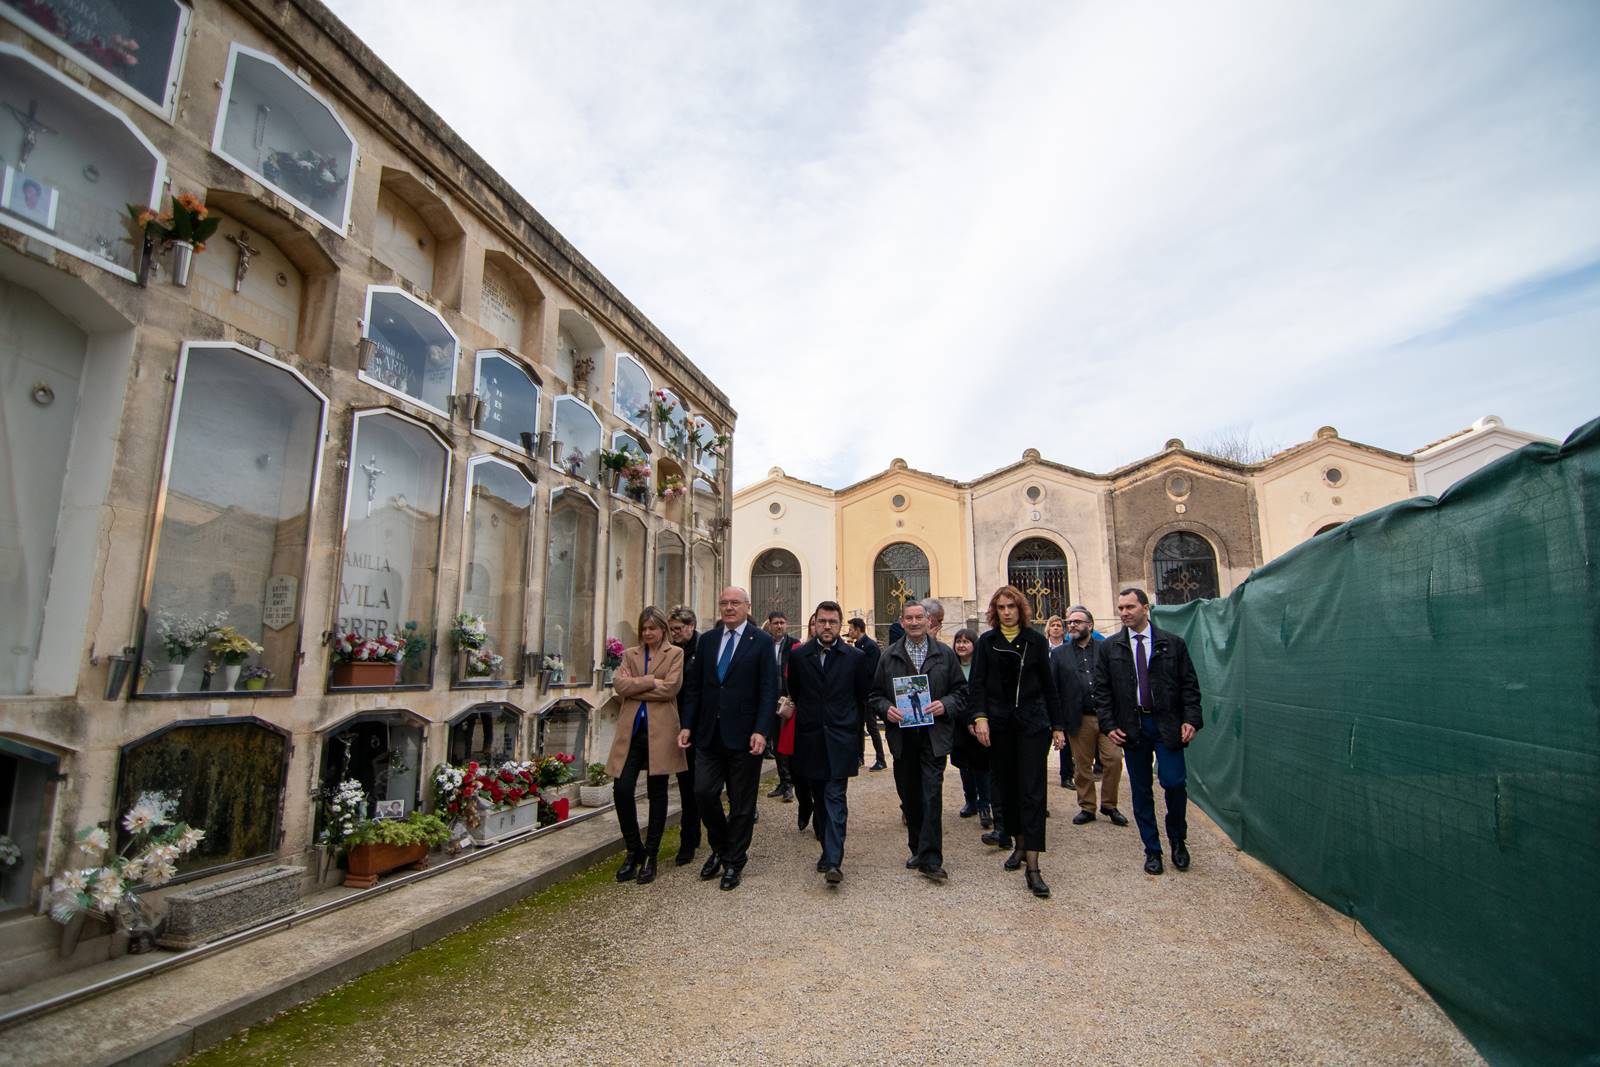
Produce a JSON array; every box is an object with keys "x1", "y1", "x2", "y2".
[
  {"x1": 868, "y1": 638, "x2": 968, "y2": 760},
  {"x1": 1049, "y1": 639, "x2": 1099, "y2": 735},
  {"x1": 681, "y1": 621, "x2": 780, "y2": 751},
  {"x1": 605, "y1": 644, "x2": 688, "y2": 777},
  {"x1": 784, "y1": 639, "x2": 868, "y2": 781},
  {"x1": 1091, "y1": 624, "x2": 1203, "y2": 749}
]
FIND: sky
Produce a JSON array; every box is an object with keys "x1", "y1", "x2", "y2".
[{"x1": 325, "y1": 0, "x2": 1600, "y2": 490}]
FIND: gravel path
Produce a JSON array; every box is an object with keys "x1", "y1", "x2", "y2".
[{"x1": 191, "y1": 756, "x2": 1483, "y2": 1066}]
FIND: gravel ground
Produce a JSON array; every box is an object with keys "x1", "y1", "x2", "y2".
[{"x1": 190, "y1": 755, "x2": 1483, "y2": 1067}]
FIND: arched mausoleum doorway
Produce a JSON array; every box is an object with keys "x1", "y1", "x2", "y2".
[
  {"x1": 751, "y1": 548, "x2": 802, "y2": 626},
  {"x1": 872, "y1": 542, "x2": 929, "y2": 645},
  {"x1": 1006, "y1": 537, "x2": 1070, "y2": 626},
  {"x1": 1153, "y1": 531, "x2": 1220, "y2": 604}
]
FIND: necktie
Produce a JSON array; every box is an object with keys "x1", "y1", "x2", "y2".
[
  {"x1": 716, "y1": 630, "x2": 737, "y2": 682},
  {"x1": 1134, "y1": 633, "x2": 1153, "y2": 708}
]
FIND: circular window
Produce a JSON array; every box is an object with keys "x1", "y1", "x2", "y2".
[
  {"x1": 890, "y1": 494, "x2": 907, "y2": 509},
  {"x1": 1323, "y1": 467, "x2": 1344, "y2": 487},
  {"x1": 766, "y1": 500, "x2": 783, "y2": 518},
  {"x1": 1166, "y1": 474, "x2": 1191, "y2": 500},
  {"x1": 1025, "y1": 485, "x2": 1042, "y2": 502}
]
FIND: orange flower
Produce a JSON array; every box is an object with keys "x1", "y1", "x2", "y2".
[
  {"x1": 175, "y1": 192, "x2": 204, "y2": 213},
  {"x1": 194, "y1": 242, "x2": 206, "y2": 253},
  {"x1": 135, "y1": 209, "x2": 158, "y2": 228}
]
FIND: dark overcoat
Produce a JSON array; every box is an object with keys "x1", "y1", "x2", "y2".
[
  {"x1": 784, "y1": 638, "x2": 869, "y2": 781},
  {"x1": 1091, "y1": 624, "x2": 1203, "y2": 749}
]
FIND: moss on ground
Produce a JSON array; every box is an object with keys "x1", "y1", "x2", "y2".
[{"x1": 184, "y1": 826, "x2": 681, "y2": 1065}]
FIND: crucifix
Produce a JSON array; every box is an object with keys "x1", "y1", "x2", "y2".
[
  {"x1": 359, "y1": 454, "x2": 385, "y2": 517},
  {"x1": 4, "y1": 99, "x2": 56, "y2": 170},
  {"x1": 1023, "y1": 576, "x2": 1050, "y2": 620},
  {"x1": 226, "y1": 228, "x2": 261, "y2": 292},
  {"x1": 887, "y1": 577, "x2": 915, "y2": 617}
]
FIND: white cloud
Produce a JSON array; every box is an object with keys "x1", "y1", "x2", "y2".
[{"x1": 327, "y1": 0, "x2": 1600, "y2": 486}]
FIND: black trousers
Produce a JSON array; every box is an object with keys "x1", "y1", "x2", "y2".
[
  {"x1": 775, "y1": 752, "x2": 793, "y2": 789},
  {"x1": 991, "y1": 719, "x2": 1050, "y2": 851},
  {"x1": 863, "y1": 714, "x2": 886, "y2": 763},
  {"x1": 613, "y1": 727, "x2": 668, "y2": 857},
  {"x1": 676, "y1": 750, "x2": 700, "y2": 853},
  {"x1": 694, "y1": 743, "x2": 763, "y2": 869},
  {"x1": 892, "y1": 728, "x2": 947, "y2": 869}
]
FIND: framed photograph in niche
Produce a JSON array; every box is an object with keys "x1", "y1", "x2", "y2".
[
  {"x1": 0, "y1": 0, "x2": 190, "y2": 118},
  {"x1": 1, "y1": 165, "x2": 58, "y2": 230},
  {"x1": 212, "y1": 43, "x2": 357, "y2": 233},
  {"x1": 0, "y1": 45, "x2": 166, "y2": 279}
]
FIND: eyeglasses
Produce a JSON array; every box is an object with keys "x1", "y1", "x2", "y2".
[{"x1": 717, "y1": 599, "x2": 745, "y2": 607}]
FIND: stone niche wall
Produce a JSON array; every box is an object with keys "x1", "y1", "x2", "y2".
[{"x1": 1109, "y1": 465, "x2": 1258, "y2": 595}]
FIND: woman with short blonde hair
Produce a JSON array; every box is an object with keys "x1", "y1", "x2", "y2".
[{"x1": 606, "y1": 605, "x2": 687, "y2": 884}]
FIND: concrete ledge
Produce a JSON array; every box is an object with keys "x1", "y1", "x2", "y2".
[{"x1": 7, "y1": 807, "x2": 672, "y2": 1067}]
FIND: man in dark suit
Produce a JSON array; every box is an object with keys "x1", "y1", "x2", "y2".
[
  {"x1": 869, "y1": 599, "x2": 967, "y2": 882},
  {"x1": 667, "y1": 606, "x2": 702, "y2": 865},
  {"x1": 784, "y1": 601, "x2": 868, "y2": 885},
  {"x1": 1092, "y1": 587, "x2": 1204, "y2": 876},
  {"x1": 678, "y1": 586, "x2": 780, "y2": 890},
  {"x1": 847, "y1": 618, "x2": 887, "y2": 770},
  {"x1": 764, "y1": 611, "x2": 801, "y2": 802}
]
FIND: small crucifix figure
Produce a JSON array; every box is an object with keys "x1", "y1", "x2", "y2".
[
  {"x1": 1023, "y1": 576, "x2": 1050, "y2": 620},
  {"x1": 359, "y1": 454, "x2": 385, "y2": 517},
  {"x1": 4, "y1": 99, "x2": 57, "y2": 170},
  {"x1": 227, "y1": 228, "x2": 261, "y2": 292}
]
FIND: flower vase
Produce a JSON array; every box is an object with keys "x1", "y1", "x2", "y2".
[
  {"x1": 330, "y1": 661, "x2": 401, "y2": 688},
  {"x1": 170, "y1": 239, "x2": 195, "y2": 287},
  {"x1": 58, "y1": 911, "x2": 88, "y2": 958},
  {"x1": 145, "y1": 663, "x2": 183, "y2": 694},
  {"x1": 218, "y1": 664, "x2": 242, "y2": 691},
  {"x1": 243, "y1": 676, "x2": 266, "y2": 691},
  {"x1": 601, "y1": 666, "x2": 615, "y2": 686}
]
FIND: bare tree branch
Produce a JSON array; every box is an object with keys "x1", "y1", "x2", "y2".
[{"x1": 1196, "y1": 424, "x2": 1281, "y2": 464}]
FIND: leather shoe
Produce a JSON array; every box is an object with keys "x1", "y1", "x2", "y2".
[
  {"x1": 869, "y1": 761, "x2": 887, "y2": 772},
  {"x1": 797, "y1": 805, "x2": 812, "y2": 832},
  {"x1": 906, "y1": 855, "x2": 919, "y2": 869},
  {"x1": 1058, "y1": 776, "x2": 1071, "y2": 789},
  {"x1": 767, "y1": 784, "x2": 786, "y2": 798},
  {"x1": 1003, "y1": 849, "x2": 1024, "y2": 872},
  {"x1": 781, "y1": 787, "x2": 794, "y2": 803},
  {"x1": 919, "y1": 865, "x2": 949, "y2": 884},
  {"x1": 636, "y1": 856, "x2": 657, "y2": 885},
  {"x1": 816, "y1": 857, "x2": 828, "y2": 872},
  {"x1": 1101, "y1": 807, "x2": 1129, "y2": 827},
  {"x1": 1172, "y1": 843, "x2": 1191, "y2": 871},
  {"x1": 981, "y1": 831, "x2": 1012, "y2": 849},
  {"x1": 674, "y1": 847, "x2": 697, "y2": 866},
  {"x1": 958, "y1": 802, "x2": 977, "y2": 819},
  {"x1": 1072, "y1": 810, "x2": 1096, "y2": 825},
  {"x1": 616, "y1": 853, "x2": 641, "y2": 882},
  {"x1": 978, "y1": 807, "x2": 993, "y2": 829},
  {"x1": 719, "y1": 867, "x2": 742, "y2": 891},
  {"x1": 1144, "y1": 851, "x2": 1164, "y2": 876},
  {"x1": 699, "y1": 855, "x2": 723, "y2": 881},
  {"x1": 1025, "y1": 868, "x2": 1051, "y2": 898},
  {"x1": 824, "y1": 866, "x2": 843, "y2": 885}
]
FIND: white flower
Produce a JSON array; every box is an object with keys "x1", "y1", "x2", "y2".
[
  {"x1": 93, "y1": 866, "x2": 122, "y2": 893},
  {"x1": 53, "y1": 869, "x2": 88, "y2": 894},
  {"x1": 92, "y1": 887, "x2": 124, "y2": 912},
  {"x1": 146, "y1": 860, "x2": 178, "y2": 884},
  {"x1": 122, "y1": 856, "x2": 147, "y2": 882},
  {"x1": 78, "y1": 827, "x2": 110, "y2": 854},
  {"x1": 0, "y1": 836, "x2": 21, "y2": 867},
  {"x1": 123, "y1": 808, "x2": 152, "y2": 834},
  {"x1": 177, "y1": 827, "x2": 205, "y2": 851}
]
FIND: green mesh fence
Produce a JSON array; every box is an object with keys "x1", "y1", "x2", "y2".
[{"x1": 1153, "y1": 416, "x2": 1600, "y2": 1067}]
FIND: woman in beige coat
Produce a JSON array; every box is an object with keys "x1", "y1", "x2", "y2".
[{"x1": 606, "y1": 606, "x2": 687, "y2": 884}]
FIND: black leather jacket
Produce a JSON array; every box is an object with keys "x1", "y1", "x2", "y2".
[{"x1": 967, "y1": 626, "x2": 1064, "y2": 733}]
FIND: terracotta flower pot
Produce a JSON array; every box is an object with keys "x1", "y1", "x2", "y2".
[
  {"x1": 330, "y1": 660, "x2": 400, "y2": 688},
  {"x1": 343, "y1": 842, "x2": 429, "y2": 889}
]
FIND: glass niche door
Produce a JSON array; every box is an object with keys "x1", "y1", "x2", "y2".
[
  {"x1": 137, "y1": 344, "x2": 327, "y2": 696},
  {"x1": 333, "y1": 410, "x2": 450, "y2": 688},
  {"x1": 457, "y1": 457, "x2": 534, "y2": 686},
  {"x1": 540, "y1": 489, "x2": 598, "y2": 685}
]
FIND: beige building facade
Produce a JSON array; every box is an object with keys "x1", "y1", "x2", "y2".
[
  {"x1": 0, "y1": 0, "x2": 732, "y2": 982},
  {"x1": 733, "y1": 421, "x2": 1541, "y2": 640}
]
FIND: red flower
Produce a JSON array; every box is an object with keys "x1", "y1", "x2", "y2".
[{"x1": 447, "y1": 801, "x2": 460, "y2": 814}]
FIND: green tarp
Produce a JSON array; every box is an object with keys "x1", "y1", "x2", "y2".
[{"x1": 1153, "y1": 416, "x2": 1600, "y2": 1067}]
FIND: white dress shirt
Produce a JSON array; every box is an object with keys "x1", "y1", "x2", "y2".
[
  {"x1": 718, "y1": 621, "x2": 748, "y2": 667},
  {"x1": 1128, "y1": 623, "x2": 1154, "y2": 705}
]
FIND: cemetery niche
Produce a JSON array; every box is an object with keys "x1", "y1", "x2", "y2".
[
  {"x1": 536, "y1": 699, "x2": 590, "y2": 777},
  {"x1": 550, "y1": 394, "x2": 602, "y2": 484},
  {"x1": 317, "y1": 710, "x2": 425, "y2": 827},
  {"x1": 448, "y1": 702, "x2": 522, "y2": 766},
  {"x1": 613, "y1": 352, "x2": 651, "y2": 434},
  {"x1": 360, "y1": 287, "x2": 460, "y2": 415},
  {"x1": 607, "y1": 511, "x2": 647, "y2": 648},
  {"x1": 115, "y1": 719, "x2": 289, "y2": 878},
  {"x1": 610, "y1": 429, "x2": 651, "y2": 503},
  {"x1": 0, "y1": 45, "x2": 165, "y2": 277},
  {"x1": 137, "y1": 344, "x2": 327, "y2": 697},
  {"x1": 690, "y1": 540, "x2": 718, "y2": 625},
  {"x1": 0, "y1": 738, "x2": 58, "y2": 912},
  {"x1": 541, "y1": 488, "x2": 599, "y2": 686},
  {"x1": 0, "y1": 0, "x2": 190, "y2": 117},
  {"x1": 655, "y1": 529, "x2": 686, "y2": 608},
  {"x1": 472, "y1": 350, "x2": 541, "y2": 452},
  {"x1": 333, "y1": 410, "x2": 450, "y2": 689},
  {"x1": 457, "y1": 457, "x2": 534, "y2": 686},
  {"x1": 213, "y1": 44, "x2": 357, "y2": 231}
]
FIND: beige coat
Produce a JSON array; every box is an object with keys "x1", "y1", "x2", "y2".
[{"x1": 605, "y1": 643, "x2": 688, "y2": 778}]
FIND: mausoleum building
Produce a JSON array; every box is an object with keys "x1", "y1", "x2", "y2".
[{"x1": 0, "y1": 0, "x2": 732, "y2": 981}]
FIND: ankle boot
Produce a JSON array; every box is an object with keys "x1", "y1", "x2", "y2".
[
  {"x1": 616, "y1": 851, "x2": 642, "y2": 882},
  {"x1": 636, "y1": 855, "x2": 658, "y2": 884}
]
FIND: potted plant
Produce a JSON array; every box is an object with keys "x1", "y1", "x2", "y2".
[
  {"x1": 328, "y1": 630, "x2": 404, "y2": 688},
  {"x1": 621, "y1": 460, "x2": 652, "y2": 504},
  {"x1": 208, "y1": 626, "x2": 264, "y2": 691},
  {"x1": 342, "y1": 812, "x2": 450, "y2": 889},
  {"x1": 562, "y1": 448, "x2": 587, "y2": 479},
  {"x1": 572, "y1": 354, "x2": 596, "y2": 399},
  {"x1": 464, "y1": 647, "x2": 504, "y2": 681},
  {"x1": 450, "y1": 612, "x2": 487, "y2": 677},
  {"x1": 578, "y1": 763, "x2": 611, "y2": 808},
  {"x1": 127, "y1": 192, "x2": 220, "y2": 287},
  {"x1": 602, "y1": 637, "x2": 624, "y2": 685},
  {"x1": 146, "y1": 611, "x2": 227, "y2": 693},
  {"x1": 240, "y1": 665, "x2": 273, "y2": 691},
  {"x1": 46, "y1": 791, "x2": 205, "y2": 957},
  {"x1": 433, "y1": 761, "x2": 541, "y2": 845},
  {"x1": 534, "y1": 752, "x2": 577, "y2": 814},
  {"x1": 659, "y1": 474, "x2": 687, "y2": 505},
  {"x1": 539, "y1": 653, "x2": 564, "y2": 690},
  {"x1": 597, "y1": 446, "x2": 634, "y2": 492}
]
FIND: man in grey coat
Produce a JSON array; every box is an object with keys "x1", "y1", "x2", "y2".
[{"x1": 869, "y1": 600, "x2": 968, "y2": 882}]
